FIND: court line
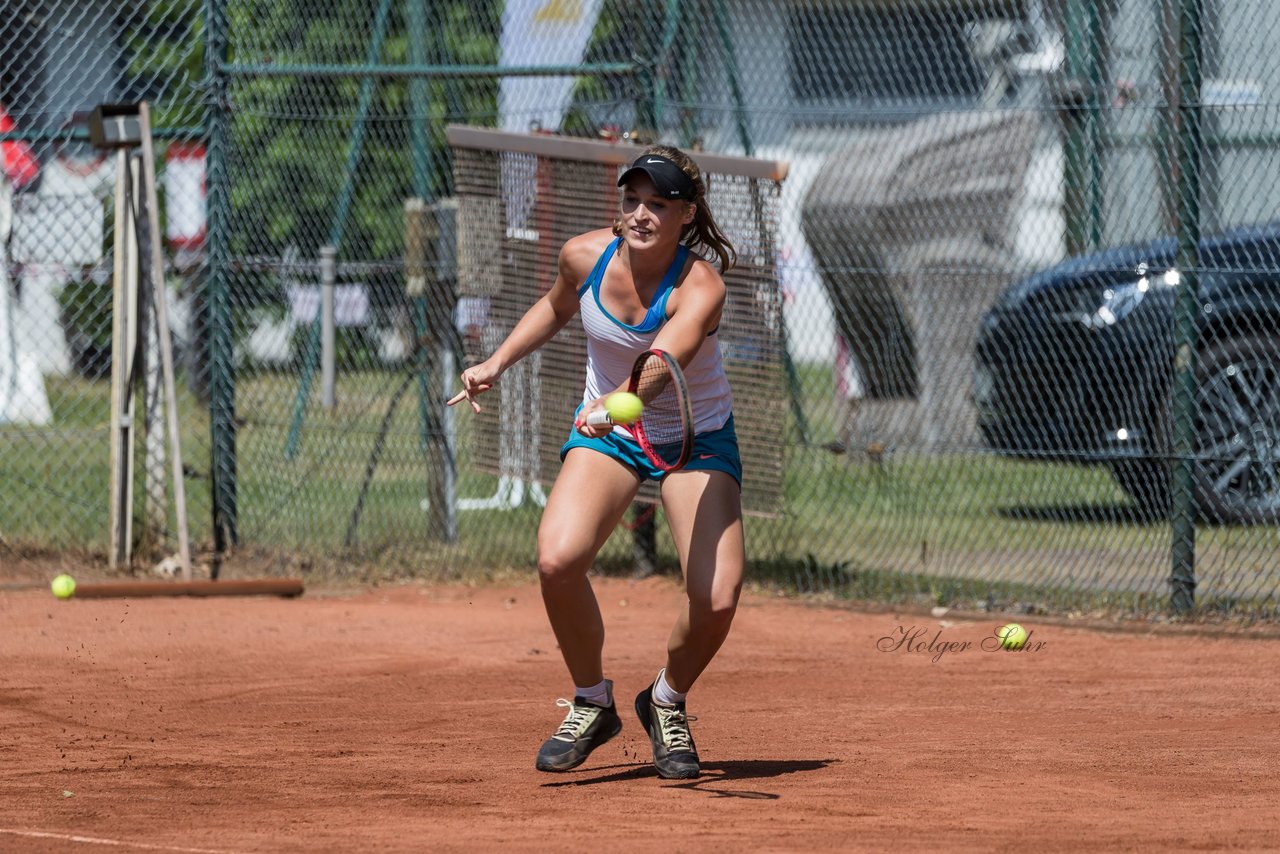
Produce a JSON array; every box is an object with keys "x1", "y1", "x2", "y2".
[{"x1": 0, "y1": 828, "x2": 240, "y2": 853}]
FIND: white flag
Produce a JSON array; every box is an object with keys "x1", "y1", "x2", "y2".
[{"x1": 498, "y1": 0, "x2": 605, "y2": 133}]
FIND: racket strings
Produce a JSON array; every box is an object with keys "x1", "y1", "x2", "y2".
[{"x1": 634, "y1": 356, "x2": 690, "y2": 466}]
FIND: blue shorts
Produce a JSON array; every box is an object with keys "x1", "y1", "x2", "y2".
[{"x1": 560, "y1": 413, "x2": 742, "y2": 486}]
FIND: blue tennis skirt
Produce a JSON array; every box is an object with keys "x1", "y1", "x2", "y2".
[{"x1": 560, "y1": 412, "x2": 742, "y2": 485}]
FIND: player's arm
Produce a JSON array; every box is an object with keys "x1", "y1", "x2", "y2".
[
  {"x1": 447, "y1": 236, "x2": 593, "y2": 411},
  {"x1": 575, "y1": 260, "x2": 723, "y2": 436},
  {"x1": 647, "y1": 259, "x2": 725, "y2": 369}
]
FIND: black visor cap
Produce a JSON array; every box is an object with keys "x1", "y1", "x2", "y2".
[{"x1": 617, "y1": 154, "x2": 697, "y2": 201}]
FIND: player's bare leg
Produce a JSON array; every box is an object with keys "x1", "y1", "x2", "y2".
[
  {"x1": 533, "y1": 448, "x2": 640, "y2": 771},
  {"x1": 659, "y1": 469, "x2": 745, "y2": 690},
  {"x1": 635, "y1": 469, "x2": 744, "y2": 779},
  {"x1": 536, "y1": 447, "x2": 640, "y2": 684}
]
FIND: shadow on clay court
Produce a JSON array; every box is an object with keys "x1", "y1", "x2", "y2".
[
  {"x1": 996, "y1": 503, "x2": 1156, "y2": 525},
  {"x1": 541, "y1": 758, "x2": 836, "y2": 797}
]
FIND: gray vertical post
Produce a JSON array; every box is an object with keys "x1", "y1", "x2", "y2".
[
  {"x1": 138, "y1": 153, "x2": 168, "y2": 556},
  {"x1": 109, "y1": 151, "x2": 138, "y2": 568},
  {"x1": 1169, "y1": 0, "x2": 1203, "y2": 614},
  {"x1": 320, "y1": 246, "x2": 337, "y2": 410},
  {"x1": 139, "y1": 102, "x2": 193, "y2": 582}
]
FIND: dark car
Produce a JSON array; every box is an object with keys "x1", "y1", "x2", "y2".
[{"x1": 974, "y1": 222, "x2": 1280, "y2": 524}]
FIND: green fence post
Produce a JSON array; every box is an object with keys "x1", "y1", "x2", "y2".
[
  {"x1": 1062, "y1": 0, "x2": 1106, "y2": 254},
  {"x1": 408, "y1": 0, "x2": 457, "y2": 543},
  {"x1": 711, "y1": 0, "x2": 751, "y2": 158},
  {"x1": 1084, "y1": 0, "x2": 1105, "y2": 248},
  {"x1": 1169, "y1": 0, "x2": 1203, "y2": 615},
  {"x1": 205, "y1": 0, "x2": 238, "y2": 557},
  {"x1": 409, "y1": 0, "x2": 433, "y2": 458},
  {"x1": 677, "y1": 12, "x2": 701, "y2": 148},
  {"x1": 652, "y1": 0, "x2": 682, "y2": 132}
]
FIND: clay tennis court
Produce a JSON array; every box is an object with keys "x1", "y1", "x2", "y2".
[{"x1": 4, "y1": 573, "x2": 1279, "y2": 852}]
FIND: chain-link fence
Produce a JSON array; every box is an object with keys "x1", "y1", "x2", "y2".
[
  {"x1": 3, "y1": 0, "x2": 1279, "y2": 618},
  {"x1": 1, "y1": 2, "x2": 210, "y2": 568}
]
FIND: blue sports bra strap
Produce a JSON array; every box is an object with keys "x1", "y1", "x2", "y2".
[
  {"x1": 659, "y1": 244, "x2": 690, "y2": 293},
  {"x1": 644, "y1": 244, "x2": 689, "y2": 323},
  {"x1": 578, "y1": 237, "x2": 622, "y2": 297}
]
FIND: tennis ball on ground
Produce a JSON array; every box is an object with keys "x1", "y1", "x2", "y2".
[
  {"x1": 998, "y1": 623, "x2": 1028, "y2": 650},
  {"x1": 51, "y1": 574, "x2": 76, "y2": 600},
  {"x1": 604, "y1": 392, "x2": 644, "y2": 425}
]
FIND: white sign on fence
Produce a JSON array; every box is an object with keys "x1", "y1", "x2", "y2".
[
  {"x1": 287, "y1": 283, "x2": 369, "y2": 327},
  {"x1": 11, "y1": 194, "x2": 104, "y2": 266}
]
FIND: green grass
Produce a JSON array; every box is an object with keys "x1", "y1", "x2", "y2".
[
  {"x1": 4, "y1": 364, "x2": 1279, "y2": 618},
  {"x1": 0, "y1": 374, "x2": 213, "y2": 551}
]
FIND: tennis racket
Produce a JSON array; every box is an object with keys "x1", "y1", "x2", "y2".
[{"x1": 582, "y1": 348, "x2": 694, "y2": 472}]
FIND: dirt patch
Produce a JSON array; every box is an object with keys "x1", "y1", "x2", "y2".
[{"x1": 3, "y1": 574, "x2": 1279, "y2": 852}]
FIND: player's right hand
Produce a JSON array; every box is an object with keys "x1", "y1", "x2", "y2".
[{"x1": 573, "y1": 397, "x2": 613, "y2": 438}]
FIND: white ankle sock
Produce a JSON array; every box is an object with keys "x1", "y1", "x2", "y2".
[
  {"x1": 652, "y1": 668, "x2": 687, "y2": 706},
  {"x1": 577, "y1": 679, "x2": 611, "y2": 707}
]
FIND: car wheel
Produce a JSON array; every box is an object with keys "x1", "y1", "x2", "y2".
[{"x1": 1193, "y1": 335, "x2": 1280, "y2": 524}]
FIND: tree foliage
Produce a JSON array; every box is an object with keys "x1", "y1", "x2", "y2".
[
  {"x1": 127, "y1": 0, "x2": 499, "y2": 261},
  {"x1": 224, "y1": 0, "x2": 500, "y2": 260}
]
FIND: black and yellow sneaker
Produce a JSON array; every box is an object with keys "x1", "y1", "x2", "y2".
[
  {"x1": 534, "y1": 681, "x2": 622, "y2": 772},
  {"x1": 634, "y1": 685, "x2": 700, "y2": 779}
]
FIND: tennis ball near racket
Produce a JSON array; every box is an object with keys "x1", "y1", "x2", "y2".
[
  {"x1": 604, "y1": 392, "x2": 644, "y2": 425},
  {"x1": 51, "y1": 574, "x2": 76, "y2": 600},
  {"x1": 997, "y1": 623, "x2": 1028, "y2": 650}
]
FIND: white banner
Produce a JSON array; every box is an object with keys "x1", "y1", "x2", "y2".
[
  {"x1": 498, "y1": 0, "x2": 604, "y2": 133},
  {"x1": 0, "y1": 256, "x2": 51, "y2": 424}
]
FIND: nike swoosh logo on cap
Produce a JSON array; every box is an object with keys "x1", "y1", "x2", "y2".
[{"x1": 646, "y1": 158, "x2": 665, "y2": 163}]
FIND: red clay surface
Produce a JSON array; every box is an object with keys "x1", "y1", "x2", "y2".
[{"x1": 3, "y1": 574, "x2": 1279, "y2": 852}]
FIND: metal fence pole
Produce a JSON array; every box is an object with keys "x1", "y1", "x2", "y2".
[
  {"x1": 205, "y1": 0, "x2": 238, "y2": 560},
  {"x1": 1062, "y1": 0, "x2": 1106, "y2": 255},
  {"x1": 408, "y1": 0, "x2": 434, "y2": 461},
  {"x1": 1169, "y1": 0, "x2": 1204, "y2": 615},
  {"x1": 408, "y1": 2, "x2": 456, "y2": 543},
  {"x1": 711, "y1": 0, "x2": 752, "y2": 157},
  {"x1": 653, "y1": 0, "x2": 683, "y2": 132}
]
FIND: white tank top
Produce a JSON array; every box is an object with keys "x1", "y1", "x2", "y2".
[{"x1": 577, "y1": 237, "x2": 733, "y2": 435}]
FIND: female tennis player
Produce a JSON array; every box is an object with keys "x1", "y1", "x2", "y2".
[{"x1": 447, "y1": 145, "x2": 743, "y2": 780}]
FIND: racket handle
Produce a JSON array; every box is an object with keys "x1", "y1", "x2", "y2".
[{"x1": 584, "y1": 409, "x2": 614, "y2": 427}]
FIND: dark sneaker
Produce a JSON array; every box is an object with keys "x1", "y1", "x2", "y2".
[
  {"x1": 534, "y1": 682, "x2": 622, "y2": 772},
  {"x1": 634, "y1": 685, "x2": 700, "y2": 779}
]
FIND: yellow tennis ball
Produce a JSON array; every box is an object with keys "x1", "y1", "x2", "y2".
[
  {"x1": 998, "y1": 623, "x2": 1028, "y2": 650},
  {"x1": 51, "y1": 574, "x2": 76, "y2": 600},
  {"x1": 605, "y1": 392, "x2": 643, "y2": 425}
]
